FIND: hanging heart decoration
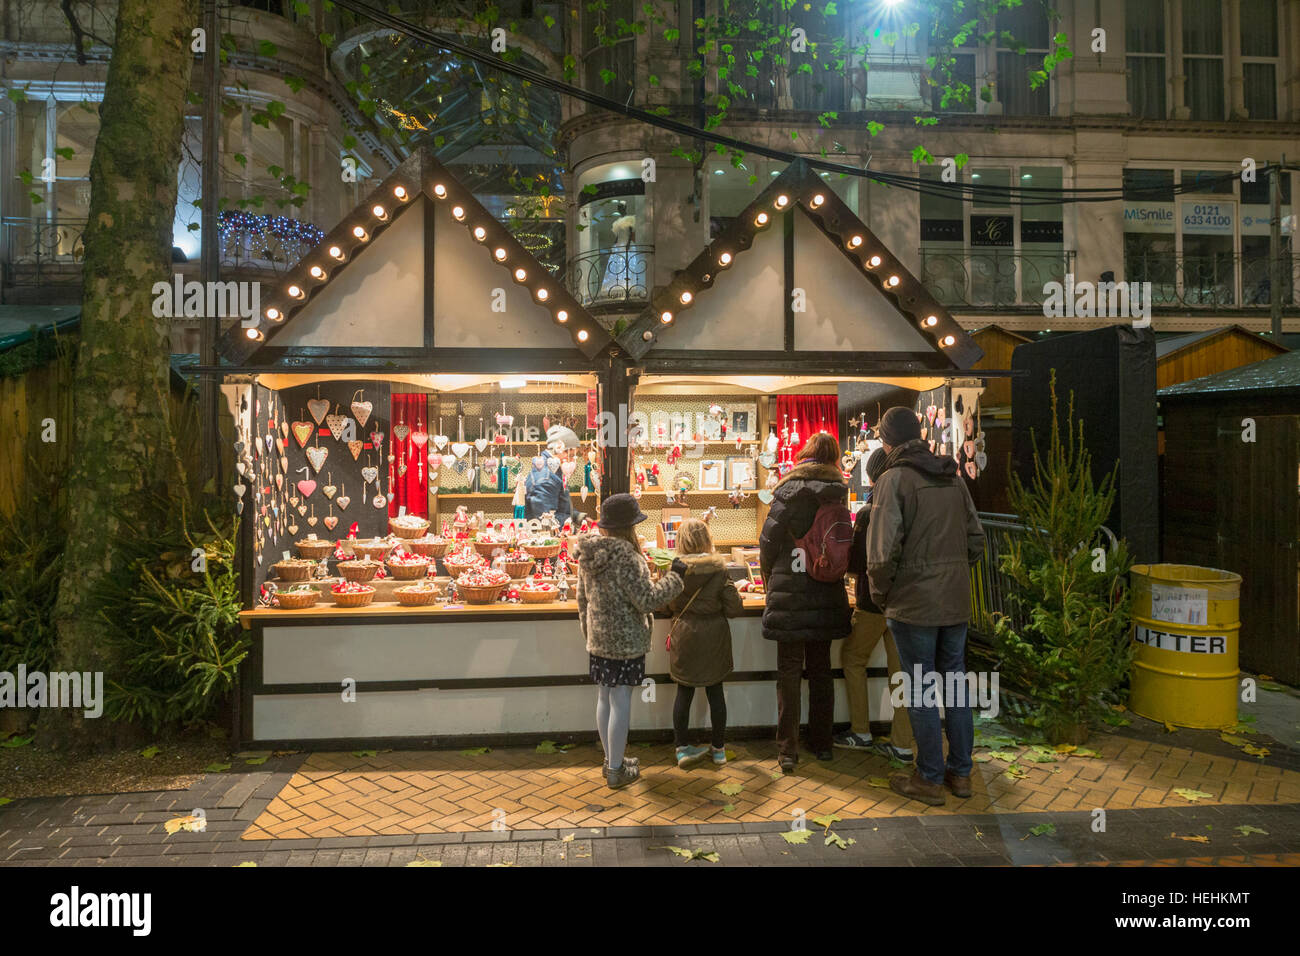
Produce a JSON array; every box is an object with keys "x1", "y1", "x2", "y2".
[
  {"x1": 370, "y1": 429, "x2": 385, "y2": 447},
  {"x1": 235, "y1": 499, "x2": 244, "y2": 515},
  {"x1": 233, "y1": 483, "x2": 247, "y2": 498},
  {"x1": 393, "y1": 423, "x2": 411, "y2": 442},
  {"x1": 336, "y1": 491, "x2": 351, "y2": 511},
  {"x1": 432, "y1": 434, "x2": 448, "y2": 450},
  {"x1": 483, "y1": 456, "x2": 498, "y2": 472},
  {"x1": 975, "y1": 452, "x2": 988, "y2": 471},
  {"x1": 236, "y1": 462, "x2": 248, "y2": 477},
  {"x1": 758, "y1": 489, "x2": 775, "y2": 504},
  {"x1": 305, "y1": 445, "x2": 328, "y2": 473},
  {"x1": 234, "y1": 440, "x2": 245, "y2": 455},
  {"x1": 351, "y1": 397, "x2": 373, "y2": 428},
  {"x1": 546, "y1": 457, "x2": 561, "y2": 474},
  {"x1": 325, "y1": 407, "x2": 349, "y2": 441},
  {"x1": 275, "y1": 474, "x2": 284, "y2": 490},
  {"x1": 297, "y1": 479, "x2": 317, "y2": 497},
  {"x1": 441, "y1": 454, "x2": 457, "y2": 468},
  {"x1": 307, "y1": 513, "x2": 318, "y2": 528},
  {"x1": 289, "y1": 494, "x2": 299, "y2": 508},
  {"x1": 276, "y1": 437, "x2": 286, "y2": 455},
  {"x1": 386, "y1": 491, "x2": 395, "y2": 503},
  {"x1": 324, "y1": 515, "x2": 339, "y2": 531},
  {"x1": 757, "y1": 451, "x2": 777, "y2": 469},
  {"x1": 279, "y1": 455, "x2": 288, "y2": 472},
  {"x1": 307, "y1": 398, "x2": 330, "y2": 424},
  {"x1": 965, "y1": 461, "x2": 978, "y2": 480},
  {"x1": 264, "y1": 434, "x2": 274, "y2": 454},
  {"x1": 398, "y1": 460, "x2": 407, "y2": 477},
  {"x1": 322, "y1": 478, "x2": 337, "y2": 500},
  {"x1": 926, "y1": 405, "x2": 938, "y2": 425},
  {"x1": 292, "y1": 421, "x2": 314, "y2": 448},
  {"x1": 297, "y1": 504, "x2": 307, "y2": 516},
  {"x1": 410, "y1": 427, "x2": 429, "y2": 448},
  {"x1": 348, "y1": 440, "x2": 363, "y2": 460},
  {"x1": 474, "y1": 438, "x2": 489, "y2": 453},
  {"x1": 561, "y1": 460, "x2": 577, "y2": 483},
  {"x1": 451, "y1": 442, "x2": 470, "y2": 459},
  {"x1": 361, "y1": 466, "x2": 379, "y2": 485},
  {"x1": 964, "y1": 440, "x2": 975, "y2": 459},
  {"x1": 373, "y1": 495, "x2": 387, "y2": 508},
  {"x1": 279, "y1": 420, "x2": 289, "y2": 439},
  {"x1": 288, "y1": 522, "x2": 298, "y2": 535},
  {"x1": 264, "y1": 515, "x2": 271, "y2": 528},
  {"x1": 465, "y1": 467, "x2": 477, "y2": 486}
]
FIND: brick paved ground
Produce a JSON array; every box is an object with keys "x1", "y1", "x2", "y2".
[{"x1": 1, "y1": 717, "x2": 1298, "y2": 867}]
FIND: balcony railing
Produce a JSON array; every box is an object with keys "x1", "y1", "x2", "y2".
[
  {"x1": 1125, "y1": 251, "x2": 1298, "y2": 308},
  {"x1": 566, "y1": 244, "x2": 652, "y2": 312},
  {"x1": 920, "y1": 248, "x2": 1076, "y2": 309}
]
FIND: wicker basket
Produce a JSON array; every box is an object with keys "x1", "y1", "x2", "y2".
[
  {"x1": 504, "y1": 558, "x2": 535, "y2": 579},
  {"x1": 474, "y1": 540, "x2": 510, "y2": 561},
  {"x1": 386, "y1": 558, "x2": 430, "y2": 580},
  {"x1": 520, "y1": 588, "x2": 556, "y2": 604},
  {"x1": 337, "y1": 560, "x2": 380, "y2": 583},
  {"x1": 443, "y1": 559, "x2": 483, "y2": 579},
  {"x1": 523, "y1": 543, "x2": 562, "y2": 560},
  {"x1": 354, "y1": 541, "x2": 394, "y2": 562},
  {"x1": 273, "y1": 561, "x2": 316, "y2": 582},
  {"x1": 408, "y1": 537, "x2": 449, "y2": 559},
  {"x1": 389, "y1": 517, "x2": 430, "y2": 539},
  {"x1": 331, "y1": 587, "x2": 375, "y2": 608},
  {"x1": 457, "y1": 583, "x2": 507, "y2": 605},
  {"x1": 394, "y1": 585, "x2": 440, "y2": 606},
  {"x1": 276, "y1": 589, "x2": 320, "y2": 609},
  {"x1": 295, "y1": 539, "x2": 334, "y2": 560}
]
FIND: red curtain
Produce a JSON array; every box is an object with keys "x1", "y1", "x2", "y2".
[
  {"x1": 389, "y1": 393, "x2": 429, "y2": 518},
  {"x1": 776, "y1": 394, "x2": 839, "y2": 452}
]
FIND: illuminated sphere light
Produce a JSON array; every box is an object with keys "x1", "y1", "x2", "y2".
[
  {"x1": 352, "y1": 226, "x2": 367, "y2": 240},
  {"x1": 924, "y1": 315, "x2": 939, "y2": 327},
  {"x1": 775, "y1": 194, "x2": 789, "y2": 208},
  {"x1": 642, "y1": 330, "x2": 653, "y2": 341},
  {"x1": 393, "y1": 185, "x2": 408, "y2": 200},
  {"x1": 577, "y1": 329, "x2": 589, "y2": 342},
  {"x1": 265, "y1": 307, "x2": 280, "y2": 321},
  {"x1": 556, "y1": 309, "x2": 568, "y2": 323},
  {"x1": 433, "y1": 184, "x2": 447, "y2": 198},
  {"x1": 848, "y1": 235, "x2": 863, "y2": 248},
  {"x1": 535, "y1": 288, "x2": 549, "y2": 301},
  {"x1": 514, "y1": 267, "x2": 527, "y2": 282},
  {"x1": 309, "y1": 265, "x2": 325, "y2": 280},
  {"x1": 679, "y1": 291, "x2": 693, "y2": 305},
  {"x1": 245, "y1": 327, "x2": 262, "y2": 340},
  {"x1": 718, "y1": 251, "x2": 732, "y2": 266},
  {"x1": 372, "y1": 205, "x2": 387, "y2": 219},
  {"x1": 868, "y1": 255, "x2": 882, "y2": 268},
  {"x1": 941, "y1": 335, "x2": 956, "y2": 347},
  {"x1": 660, "y1": 311, "x2": 673, "y2": 324},
  {"x1": 811, "y1": 194, "x2": 825, "y2": 207},
  {"x1": 494, "y1": 247, "x2": 508, "y2": 261},
  {"x1": 755, "y1": 212, "x2": 769, "y2": 226},
  {"x1": 473, "y1": 226, "x2": 487, "y2": 241},
  {"x1": 328, "y1": 245, "x2": 344, "y2": 260},
  {"x1": 287, "y1": 284, "x2": 304, "y2": 298},
  {"x1": 887, "y1": 275, "x2": 901, "y2": 287}
]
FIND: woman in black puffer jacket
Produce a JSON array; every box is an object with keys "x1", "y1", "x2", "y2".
[{"x1": 758, "y1": 432, "x2": 852, "y2": 771}]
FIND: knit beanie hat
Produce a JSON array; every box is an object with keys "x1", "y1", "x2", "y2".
[
  {"x1": 865, "y1": 448, "x2": 889, "y2": 484},
  {"x1": 878, "y1": 406, "x2": 922, "y2": 446}
]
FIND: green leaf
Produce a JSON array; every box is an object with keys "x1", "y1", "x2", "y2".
[
  {"x1": 258, "y1": 40, "x2": 278, "y2": 57},
  {"x1": 1028, "y1": 823, "x2": 1056, "y2": 837},
  {"x1": 652, "y1": 844, "x2": 718, "y2": 862},
  {"x1": 460, "y1": 747, "x2": 490, "y2": 756},
  {"x1": 811, "y1": 813, "x2": 841, "y2": 829},
  {"x1": 985, "y1": 750, "x2": 1017, "y2": 761},
  {"x1": 54, "y1": 147, "x2": 74, "y2": 160},
  {"x1": 284, "y1": 75, "x2": 306, "y2": 94},
  {"x1": 716, "y1": 782, "x2": 743, "y2": 796},
  {"x1": 203, "y1": 762, "x2": 231, "y2": 773},
  {"x1": 911, "y1": 146, "x2": 934, "y2": 165},
  {"x1": 1234, "y1": 825, "x2": 1268, "y2": 836},
  {"x1": 27, "y1": 192, "x2": 44, "y2": 205},
  {"x1": 244, "y1": 755, "x2": 269, "y2": 766},
  {"x1": 781, "y1": 829, "x2": 812, "y2": 845},
  {"x1": 140, "y1": 745, "x2": 161, "y2": 759},
  {"x1": 1259, "y1": 681, "x2": 1286, "y2": 692},
  {"x1": 0, "y1": 798, "x2": 10, "y2": 807},
  {"x1": 18, "y1": 169, "x2": 33, "y2": 184},
  {"x1": 6, "y1": 88, "x2": 26, "y2": 102},
  {"x1": 825, "y1": 831, "x2": 855, "y2": 849},
  {"x1": 721, "y1": 804, "x2": 737, "y2": 814},
  {"x1": 351, "y1": 749, "x2": 377, "y2": 757},
  {"x1": 1173, "y1": 788, "x2": 1214, "y2": 802},
  {"x1": 293, "y1": 0, "x2": 310, "y2": 14},
  {"x1": 663, "y1": 28, "x2": 680, "y2": 42},
  {"x1": 543, "y1": 15, "x2": 555, "y2": 29},
  {"x1": 318, "y1": 32, "x2": 335, "y2": 49},
  {"x1": 1, "y1": 734, "x2": 33, "y2": 749}
]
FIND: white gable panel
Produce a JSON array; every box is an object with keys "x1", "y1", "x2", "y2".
[
  {"x1": 656, "y1": 222, "x2": 784, "y2": 351},
  {"x1": 275, "y1": 200, "x2": 425, "y2": 348},
  {"x1": 432, "y1": 201, "x2": 576, "y2": 349},
  {"x1": 793, "y1": 210, "x2": 933, "y2": 352}
]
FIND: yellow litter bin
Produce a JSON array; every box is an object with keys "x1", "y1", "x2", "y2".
[{"x1": 1129, "y1": 564, "x2": 1241, "y2": 728}]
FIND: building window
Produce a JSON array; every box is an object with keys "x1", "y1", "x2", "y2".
[
  {"x1": 1183, "y1": 0, "x2": 1225, "y2": 120},
  {"x1": 582, "y1": 0, "x2": 635, "y2": 104},
  {"x1": 571, "y1": 162, "x2": 649, "y2": 309},
  {"x1": 1240, "y1": 0, "x2": 1278, "y2": 119},
  {"x1": 995, "y1": 4, "x2": 1051, "y2": 116},
  {"x1": 1125, "y1": 2, "x2": 1166, "y2": 119}
]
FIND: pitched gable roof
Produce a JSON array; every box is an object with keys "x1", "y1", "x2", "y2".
[
  {"x1": 218, "y1": 148, "x2": 612, "y2": 364},
  {"x1": 615, "y1": 158, "x2": 981, "y2": 367}
]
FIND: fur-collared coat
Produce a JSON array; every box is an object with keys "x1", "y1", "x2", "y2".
[{"x1": 574, "y1": 533, "x2": 684, "y2": 660}]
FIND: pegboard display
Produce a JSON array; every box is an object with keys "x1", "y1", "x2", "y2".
[{"x1": 637, "y1": 493, "x2": 760, "y2": 547}]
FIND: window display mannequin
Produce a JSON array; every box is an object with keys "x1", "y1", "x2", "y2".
[{"x1": 598, "y1": 200, "x2": 645, "y2": 301}]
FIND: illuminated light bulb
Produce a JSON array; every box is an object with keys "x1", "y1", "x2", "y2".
[
  {"x1": 535, "y1": 288, "x2": 549, "y2": 301},
  {"x1": 393, "y1": 185, "x2": 408, "y2": 200},
  {"x1": 514, "y1": 267, "x2": 527, "y2": 282},
  {"x1": 353, "y1": 226, "x2": 368, "y2": 240},
  {"x1": 755, "y1": 212, "x2": 769, "y2": 226},
  {"x1": 245, "y1": 327, "x2": 262, "y2": 340},
  {"x1": 494, "y1": 247, "x2": 508, "y2": 261},
  {"x1": 848, "y1": 235, "x2": 863, "y2": 248},
  {"x1": 679, "y1": 291, "x2": 693, "y2": 305},
  {"x1": 452, "y1": 205, "x2": 466, "y2": 221},
  {"x1": 868, "y1": 255, "x2": 882, "y2": 268},
  {"x1": 433, "y1": 184, "x2": 446, "y2": 197},
  {"x1": 556, "y1": 310, "x2": 568, "y2": 323},
  {"x1": 660, "y1": 311, "x2": 673, "y2": 324},
  {"x1": 287, "y1": 284, "x2": 304, "y2": 299},
  {"x1": 718, "y1": 251, "x2": 732, "y2": 266},
  {"x1": 265, "y1": 307, "x2": 280, "y2": 322},
  {"x1": 887, "y1": 275, "x2": 901, "y2": 287},
  {"x1": 309, "y1": 265, "x2": 325, "y2": 280},
  {"x1": 577, "y1": 329, "x2": 589, "y2": 342},
  {"x1": 328, "y1": 245, "x2": 344, "y2": 260},
  {"x1": 775, "y1": 194, "x2": 789, "y2": 208},
  {"x1": 811, "y1": 193, "x2": 825, "y2": 207},
  {"x1": 473, "y1": 226, "x2": 487, "y2": 241},
  {"x1": 941, "y1": 335, "x2": 956, "y2": 347},
  {"x1": 372, "y1": 204, "x2": 387, "y2": 219},
  {"x1": 924, "y1": 315, "x2": 938, "y2": 327}
]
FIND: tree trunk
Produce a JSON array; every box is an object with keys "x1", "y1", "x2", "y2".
[{"x1": 40, "y1": 0, "x2": 198, "y2": 752}]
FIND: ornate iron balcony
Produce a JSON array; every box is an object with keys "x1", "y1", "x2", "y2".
[
  {"x1": 1125, "y1": 251, "x2": 1297, "y2": 308},
  {"x1": 920, "y1": 248, "x2": 1077, "y2": 309},
  {"x1": 566, "y1": 244, "x2": 652, "y2": 313}
]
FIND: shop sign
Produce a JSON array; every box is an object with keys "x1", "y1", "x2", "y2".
[
  {"x1": 1133, "y1": 624, "x2": 1227, "y2": 654},
  {"x1": 1240, "y1": 205, "x2": 1295, "y2": 236},
  {"x1": 1020, "y1": 220, "x2": 1063, "y2": 244},
  {"x1": 920, "y1": 219, "x2": 963, "y2": 242},
  {"x1": 969, "y1": 215, "x2": 1014, "y2": 246},
  {"x1": 1181, "y1": 202, "x2": 1234, "y2": 235},
  {"x1": 1122, "y1": 202, "x2": 1175, "y2": 233}
]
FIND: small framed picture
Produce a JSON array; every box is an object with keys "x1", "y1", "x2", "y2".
[
  {"x1": 730, "y1": 404, "x2": 758, "y2": 439},
  {"x1": 726, "y1": 456, "x2": 756, "y2": 490},
  {"x1": 698, "y1": 458, "x2": 726, "y2": 491}
]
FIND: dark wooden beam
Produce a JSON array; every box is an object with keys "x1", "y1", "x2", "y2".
[{"x1": 634, "y1": 350, "x2": 959, "y2": 376}]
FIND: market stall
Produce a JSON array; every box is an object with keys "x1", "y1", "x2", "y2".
[{"x1": 215, "y1": 151, "x2": 989, "y2": 747}]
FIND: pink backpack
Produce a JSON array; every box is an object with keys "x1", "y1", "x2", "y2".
[{"x1": 794, "y1": 501, "x2": 855, "y2": 583}]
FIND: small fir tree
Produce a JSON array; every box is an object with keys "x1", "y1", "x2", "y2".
[{"x1": 994, "y1": 374, "x2": 1133, "y2": 744}]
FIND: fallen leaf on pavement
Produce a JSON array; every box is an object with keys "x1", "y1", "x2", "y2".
[
  {"x1": 460, "y1": 747, "x2": 490, "y2": 756},
  {"x1": 985, "y1": 750, "x2": 1017, "y2": 761},
  {"x1": 781, "y1": 830, "x2": 812, "y2": 845},
  {"x1": 1173, "y1": 788, "x2": 1213, "y2": 802},
  {"x1": 716, "y1": 782, "x2": 744, "y2": 796},
  {"x1": 202, "y1": 763, "x2": 231, "y2": 773},
  {"x1": 140, "y1": 746, "x2": 160, "y2": 759},
  {"x1": 1242, "y1": 744, "x2": 1270, "y2": 757},
  {"x1": 235, "y1": 862, "x2": 257, "y2": 867},
  {"x1": 866, "y1": 777, "x2": 891, "y2": 788},
  {"x1": 1164, "y1": 720, "x2": 1178, "y2": 733},
  {"x1": 1234, "y1": 825, "x2": 1268, "y2": 836},
  {"x1": 1053, "y1": 744, "x2": 1077, "y2": 754},
  {"x1": 561, "y1": 833, "x2": 575, "y2": 842},
  {"x1": 1171, "y1": 833, "x2": 1210, "y2": 843},
  {"x1": 164, "y1": 815, "x2": 206, "y2": 835},
  {"x1": 407, "y1": 858, "x2": 443, "y2": 867},
  {"x1": 812, "y1": 813, "x2": 841, "y2": 829},
  {"x1": 825, "y1": 832, "x2": 856, "y2": 850},
  {"x1": 351, "y1": 749, "x2": 377, "y2": 758},
  {"x1": 652, "y1": 845, "x2": 719, "y2": 862}
]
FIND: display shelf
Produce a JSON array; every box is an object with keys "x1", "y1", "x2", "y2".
[{"x1": 432, "y1": 492, "x2": 515, "y2": 498}]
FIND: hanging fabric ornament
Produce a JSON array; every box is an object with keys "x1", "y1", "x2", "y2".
[
  {"x1": 307, "y1": 396, "x2": 330, "y2": 425},
  {"x1": 393, "y1": 422, "x2": 410, "y2": 442},
  {"x1": 336, "y1": 484, "x2": 351, "y2": 511},
  {"x1": 279, "y1": 455, "x2": 288, "y2": 472},
  {"x1": 275, "y1": 473, "x2": 284, "y2": 490},
  {"x1": 322, "y1": 473, "x2": 337, "y2": 500},
  {"x1": 325, "y1": 405, "x2": 349, "y2": 441},
  {"x1": 351, "y1": 389, "x2": 373, "y2": 429},
  {"x1": 361, "y1": 465, "x2": 379, "y2": 488},
  {"x1": 324, "y1": 507, "x2": 338, "y2": 531},
  {"x1": 306, "y1": 443, "x2": 328, "y2": 473},
  {"x1": 288, "y1": 521, "x2": 298, "y2": 536},
  {"x1": 348, "y1": 440, "x2": 363, "y2": 460},
  {"x1": 306, "y1": 504, "x2": 318, "y2": 528},
  {"x1": 373, "y1": 493, "x2": 386, "y2": 509},
  {"x1": 370, "y1": 429, "x2": 385, "y2": 448},
  {"x1": 295, "y1": 467, "x2": 317, "y2": 498},
  {"x1": 410, "y1": 421, "x2": 429, "y2": 449},
  {"x1": 279, "y1": 420, "x2": 289, "y2": 440},
  {"x1": 292, "y1": 419, "x2": 313, "y2": 448}
]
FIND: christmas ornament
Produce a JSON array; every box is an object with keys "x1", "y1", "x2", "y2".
[
  {"x1": 306, "y1": 444, "x2": 328, "y2": 473},
  {"x1": 306, "y1": 505, "x2": 318, "y2": 527},
  {"x1": 325, "y1": 406, "x2": 349, "y2": 441},
  {"x1": 307, "y1": 397, "x2": 330, "y2": 425},
  {"x1": 295, "y1": 467, "x2": 317, "y2": 498},
  {"x1": 292, "y1": 420, "x2": 314, "y2": 448},
  {"x1": 336, "y1": 485, "x2": 351, "y2": 510},
  {"x1": 348, "y1": 440, "x2": 363, "y2": 460},
  {"x1": 350, "y1": 390, "x2": 373, "y2": 428},
  {"x1": 322, "y1": 473, "x2": 337, "y2": 499}
]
